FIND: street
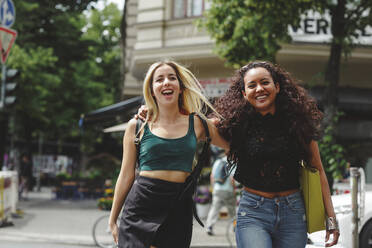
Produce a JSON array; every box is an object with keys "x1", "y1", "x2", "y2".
[
  {"x1": 0, "y1": 187, "x2": 339, "y2": 248},
  {"x1": 0, "y1": 187, "x2": 234, "y2": 248},
  {"x1": 0, "y1": 241, "x2": 93, "y2": 248}
]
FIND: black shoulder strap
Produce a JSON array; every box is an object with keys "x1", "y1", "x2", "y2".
[
  {"x1": 192, "y1": 113, "x2": 211, "y2": 177},
  {"x1": 179, "y1": 113, "x2": 211, "y2": 227},
  {"x1": 198, "y1": 114, "x2": 210, "y2": 142},
  {"x1": 134, "y1": 119, "x2": 143, "y2": 161}
]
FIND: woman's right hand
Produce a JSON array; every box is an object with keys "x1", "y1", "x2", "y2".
[
  {"x1": 134, "y1": 105, "x2": 148, "y2": 121},
  {"x1": 110, "y1": 222, "x2": 119, "y2": 245},
  {"x1": 209, "y1": 117, "x2": 220, "y2": 126}
]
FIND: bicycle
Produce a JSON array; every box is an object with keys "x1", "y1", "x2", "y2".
[
  {"x1": 92, "y1": 213, "x2": 117, "y2": 248},
  {"x1": 225, "y1": 217, "x2": 237, "y2": 248}
]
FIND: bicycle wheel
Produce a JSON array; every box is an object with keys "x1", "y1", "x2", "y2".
[
  {"x1": 225, "y1": 217, "x2": 237, "y2": 248},
  {"x1": 92, "y1": 214, "x2": 117, "y2": 248}
]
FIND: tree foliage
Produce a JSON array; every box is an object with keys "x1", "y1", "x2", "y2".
[
  {"x1": 318, "y1": 112, "x2": 348, "y2": 181},
  {"x1": 83, "y1": 3, "x2": 122, "y2": 102},
  {"x1": 2, "y1": 0, "x2": 122, "y2": 156},
  {"x1": 198, "y1": 0, "x2": 320, "y2": 67}
]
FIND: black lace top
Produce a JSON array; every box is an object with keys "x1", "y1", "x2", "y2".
[{"x1": 233, "y1": 112, "x2": 304, "y2": 192}]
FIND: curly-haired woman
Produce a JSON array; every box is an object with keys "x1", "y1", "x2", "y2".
[{"x1": 214, "y1": 61, "x2": 339, "y2": 248}]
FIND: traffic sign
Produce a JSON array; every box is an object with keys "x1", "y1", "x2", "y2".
[
  {"x1": 0, "y1": 0, "x2": 15, "y2": 28},
  {"x1": 0, "y1": 26, "x2": 17, "y2": 64}
]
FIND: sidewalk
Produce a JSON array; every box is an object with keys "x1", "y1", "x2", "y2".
[{"x1": 0, "y1": 187, "x2": 234, "y2": 247}]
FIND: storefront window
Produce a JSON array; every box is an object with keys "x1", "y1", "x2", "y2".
[{"x1": 173, "y1": 0, "x2": 210, "y2": 18}]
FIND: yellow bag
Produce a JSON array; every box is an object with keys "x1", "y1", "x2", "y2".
[{"x1": 300, "y1": 163, "x2": 326, "y2": 233}]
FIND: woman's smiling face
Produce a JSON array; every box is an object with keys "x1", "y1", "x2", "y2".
[
  {"x1": 151, "y1": 64, "x2": 182, "y2": 107},
  {"x1": 242, "y1": 67, "x2": 280, "y2": 115}
]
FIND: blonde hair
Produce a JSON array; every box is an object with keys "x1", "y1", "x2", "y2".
[{"x1": 143, "y1": 60, "x2": 218, "y2": 123}]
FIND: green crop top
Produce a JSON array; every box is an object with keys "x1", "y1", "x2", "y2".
[{"x1": 138, "y1": 114, "x2": 197, "y2": 172}]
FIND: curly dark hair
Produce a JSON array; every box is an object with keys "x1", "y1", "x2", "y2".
[{"x1": 213, "y1": 61, "x2": 323, "y2": 166}]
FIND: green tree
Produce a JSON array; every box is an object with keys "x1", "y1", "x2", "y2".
[
  {"x1": 318, "y1": 112, "x2": 348, "y2": 188},
  {"x1": 9, "y1": 0, "x2": 101, "y2": 149},
  {"x1": 2, "y1": 0, "x2": 122, "y2": 161},
  {"x1": 7, "y1": 45, "x2": 59, "y2": 144},
  {"x1": 199, "y1": 0, "x2": 316, "y2": 67},
  {"x1": 83, "y1": 3, "x2": 122, "y2": 102}
]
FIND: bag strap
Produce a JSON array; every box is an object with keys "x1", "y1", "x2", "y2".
[
  {"x1": 191, "y1": 114, "x2": 211, "y2": 179},
  {"x1": 134, "y1": 118, "x2": 143, "y2": 162},
  {"x1": 179, "y1": 113, "x2": 211, "y2": 227}
]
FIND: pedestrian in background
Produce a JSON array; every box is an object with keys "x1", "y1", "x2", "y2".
[
  {"x1": 205, "y1": 148, "x2": 236, "y2": 236},
  {"x1": 2, "y1": 152, "x2": 9, "y2": 171},
  {"x1": 214, "y1": 61, "x2": 339, "y2": 247},
  {"x1": 109, "y1": 60, "x2": 229, "y2": 248},
  {"x1": 19, "y1": 154, "x2": 33, "y2": 200}
]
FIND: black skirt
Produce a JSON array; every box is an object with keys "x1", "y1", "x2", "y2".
[{"x1": 118, "y1": 175, "x2": 193, "y2": 248}]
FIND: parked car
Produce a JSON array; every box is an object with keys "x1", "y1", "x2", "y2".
[{"x1": 307, "y1": 183, "x2": 372, "y2": 248}]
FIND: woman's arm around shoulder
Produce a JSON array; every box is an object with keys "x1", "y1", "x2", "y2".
[
  {"x1": 193, "y1": 115, "x2": 229, "y2": 151},
  {"x1": 108, "y1": 118, "x2": 138, "y2": 244},
  {"x1": 308, "y1": 140, "x2": 340, "y2": 247}
]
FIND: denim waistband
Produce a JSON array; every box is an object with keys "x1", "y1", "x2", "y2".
[{"x1": 242, "y1": 189, "x2": 302, "y2": 202}]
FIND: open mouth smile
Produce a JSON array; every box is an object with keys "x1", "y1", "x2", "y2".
[
  {"x1": 255, "y1": 95, "x2": 268, "y2": 100},
  {"x1": 161, "y1": 89, "x2": 174, "y2": 96}
]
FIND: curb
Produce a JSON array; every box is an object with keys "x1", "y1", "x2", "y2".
[
  {"x1": 0, "y1": 231, "x2": 94, "y2": 246},
  {"x1": 0, "y1": 231, "x2": 235, "y2": 248}
]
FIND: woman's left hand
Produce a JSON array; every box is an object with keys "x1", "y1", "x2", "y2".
[
  {"x1": 307, "y1": 141, "x2": 340, "y2": 247},
  {"x1": 325, "y1": 228, "x2": 340, "y2": 247}
]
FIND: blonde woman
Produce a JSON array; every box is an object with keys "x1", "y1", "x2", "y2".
[{"x1": 109, "y1": 60, "x2": 229, "y2": 248}]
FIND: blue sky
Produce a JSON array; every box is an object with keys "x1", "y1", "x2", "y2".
[{"x1": 94, "y1": 0, "x2": 125, "y2": 10}]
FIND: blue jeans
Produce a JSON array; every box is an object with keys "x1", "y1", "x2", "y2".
[{"x1": 236, "y1": 190, "x2": 307, "y2": 248}]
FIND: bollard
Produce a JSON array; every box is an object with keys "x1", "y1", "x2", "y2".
[
  {"x1": 0, "y1": 172, "x2": 12, "y2": 226},
  {"x1": 5, "y1": 171, "x2": 18, "y2": 214},
  {"x1": 350, "y1": 167, "x2": 360, "y2": 248}
]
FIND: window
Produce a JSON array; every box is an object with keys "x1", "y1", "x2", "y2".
[{"x1": 173, "y1": 0, "x2": 210, "y2": 19}]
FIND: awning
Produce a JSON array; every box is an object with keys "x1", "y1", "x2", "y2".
[
  {"x1": 103, "y1": 122, "x2": 128, "y2": 133},
  {"x1": 83, "y1": 96, "x2": 144, "y2": 124}
]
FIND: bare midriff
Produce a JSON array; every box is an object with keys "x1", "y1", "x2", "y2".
[
  {"x1": 139, "y1": 170, "x2": 190, "y2": 183},
  {"x1": 243, "y1": 186, "x2": 299, "y2": 198}
]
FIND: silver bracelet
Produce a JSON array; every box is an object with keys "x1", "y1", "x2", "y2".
[{"x1": 326, "y1": 216, "x2": 339, "y2": 231}]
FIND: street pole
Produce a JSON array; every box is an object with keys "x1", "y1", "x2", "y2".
[
  {"x1": 36, "y1": 133, "x2": 43, "y2": 192},
  {"x1": 350, "y1": 167, "x2": 360, "y2": 248},
  {"x1": 1, "y1": 64, "x2": 6, "y2": 108},
  {"x1": 0, "y1": 64, "x2": 7, "y2": 168}
]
